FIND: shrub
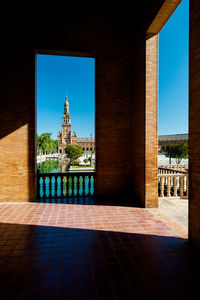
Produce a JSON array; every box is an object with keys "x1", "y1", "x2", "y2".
[{"x1": 71, "y1": 160, "x2": 80, "y2": 166}]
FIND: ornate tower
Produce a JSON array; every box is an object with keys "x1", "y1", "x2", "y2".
[
  {"x1": 62, "y1": 96, "x2": 72, "y2": 145},
  {"x1": 58, "y1": 96, "x2": 72, "y2": 153}
]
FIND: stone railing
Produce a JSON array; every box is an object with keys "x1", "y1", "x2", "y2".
[
  {"x1": 37, "y1": 168, "x2": 188, "y2": 200},
  {"x1": 159, "y1": 164, "x2": 188, "y2": 171},
  {"x1": 37, "y1": 153, "x2": 68, "y2": 163},
  {"x1": 158, "y1": 173, "x2": 188, "y2": 198},
  {"x1": 158, "y1": 166, "x2": 188, "y2": 174},
  {"x1": 37, "y1": 172, "x2": 95, "y2": 199}
]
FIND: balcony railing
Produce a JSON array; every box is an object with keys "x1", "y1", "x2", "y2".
[
  {"x1": 159, "y1": 164, "x2": 188, "y2": 173},
  {"x1": 37, "y1": 172, "x2": 95, "y2": 199},
  {"x1": 37, "y1": 168, "x2": 188, "y2": 200},
  {"x1": 158, "y1": 165, "x2": 188, "y2": 198},
  {"x1": 158, "y1": 173, "x2": 188, "y2": 198}
]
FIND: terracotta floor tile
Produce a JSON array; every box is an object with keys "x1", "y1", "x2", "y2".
[{"x1": 0, "y1": 199, "x2": 197, "y2": 299}]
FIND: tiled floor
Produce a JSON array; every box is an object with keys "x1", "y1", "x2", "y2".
[
  {"x1": 0, "y1": 198, "x2": 199, "y2": 299},
  {"x1": 158, "y1": 198, "x2": 188, "y2": 227},
  {"x1": 151, "y1": 198, "x2": 188, "y2": 239}
]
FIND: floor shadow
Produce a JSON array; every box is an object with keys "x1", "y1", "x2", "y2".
[
  {"x1": 0, "y1": 222, "x2": 199, "y2": 299},
  {"x1": 33, "y1": 196, "x2": 143, "y2": 208}
]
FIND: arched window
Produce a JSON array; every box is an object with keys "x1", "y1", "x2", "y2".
[
  {"x1": 83, "y1": 147, "x2": 85, "y2": 151},
  {"x1": 86, "y1": 147, "x2": 89, "y2": 151}
]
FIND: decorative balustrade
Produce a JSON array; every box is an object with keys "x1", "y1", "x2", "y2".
[
  {"x1": 159, "y1": 164, "x2": 188, "y2": 172},
  {"x1": 158, "y1": 166, "x2": 187, "y2": 174},
  {"x1": 37, "y1": 169, "x2": 188, "y2": 200},
  {"x1": 158, "y1": 173, "x2": 188, "y2": 198},
  {"x1": 37, "y1": 172, "x2": 95, "y2": 199}
]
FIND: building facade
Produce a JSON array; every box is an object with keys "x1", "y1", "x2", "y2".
[
  {"x1": 57, "y1": 97, "x2": 95, "y2": 155},
  {"x1": 158, "y1": 134, "x2": 188, "y2": 152}
]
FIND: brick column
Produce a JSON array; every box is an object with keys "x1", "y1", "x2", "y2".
[
  {"x1": 145, "y1": 34, "x2": 159, "y2": 207},
  {"x1": 189, "y1": 0, "x2": 200, "y2": 247}
]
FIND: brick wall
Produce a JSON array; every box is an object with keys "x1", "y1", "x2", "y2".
[
  {"x1": 0, "y1": 2, "x2": 174, "y2": 206},
  {"x1": 189, "y1": 0, "x2": 200, "y2": 248},
  {"x1": 130, "y1": 0, "x2": 182, "y2": 207},
  {"x1": 0, "y1": 49, "x2": 36, "y2": 202},
  {"x1": 130, "y1": 34, "x2": 158, "y2": 208},
  {"x1": 4, "y1": 0, "x2": 200, "y2": 250},
  {"x1": 0, "y1": 15, "x2": 135, "y2": 202},
  {"x1": 130, "y1": 34, "x2": 146, "y2": 206},
  {"x1": 145, "y1": 34, "x2": 159, "y2": 208}
]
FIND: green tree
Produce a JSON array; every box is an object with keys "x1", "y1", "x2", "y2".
[
  {"x1": 54, "y1": 140, "x2": 58, "y2": 152},
  {"x1": 36, "y1": 134, "x2": 42, "y2": 155},
  {"x1": 65, "y1": 145, "x2": 83, "y2": 163},
  {"x1": 165, "y1": 142, "x2": 188, "y2": 164},
  {"x1": 39, "y1": 132, "x2": 52, "y2": 154},
  {"x1": 173, "y1": 141, "x2": 188, "y2": 164},
  {"x1": 37, "y1": 133, "x2": 58, "y2": 155},
  {"x1": 165, "y1": 144, "x2": 174, "y2": 164},
  {"x1": 84, "y1": 158, "x2": 89, "y2": 164}
]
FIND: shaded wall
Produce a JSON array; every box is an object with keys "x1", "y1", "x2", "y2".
[
  {"x1": 130, "y1": 32, "x2": 146, "y2": 206},
  {"x1": 189, "y1": 0, "x2": 200, "y2": 247},
  {"x1": 0, "y1": 48, "x2": 35, "y2": 201},
  {"x1": 0, "y1": 3, "x2": 165, "y2": 204}
]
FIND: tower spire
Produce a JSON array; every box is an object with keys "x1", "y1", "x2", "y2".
[{"x1": 64, "y1": 96, "x2": 70, "y2": 114}]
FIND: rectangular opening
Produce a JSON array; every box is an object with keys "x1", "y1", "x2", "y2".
[
  {"x1": 36, "y1": 53, "x2": 95, "y2": 198},
  {"x1": 158, "y1": 0, "x2": 189, "y2": 230},
  {"x1": 146, "y1": 0, "x2": 188, "y2": 232}
]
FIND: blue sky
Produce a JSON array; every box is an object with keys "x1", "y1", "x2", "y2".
[
  {"x1": 158, "y1": 0, "x2": 189, "y2": 135},
  {"x1": 37, "y1": 0, "x2": 189, "y2": 139},
  {"x1": 37, "y1": 55, "x2": 95, "y2": 140}
]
